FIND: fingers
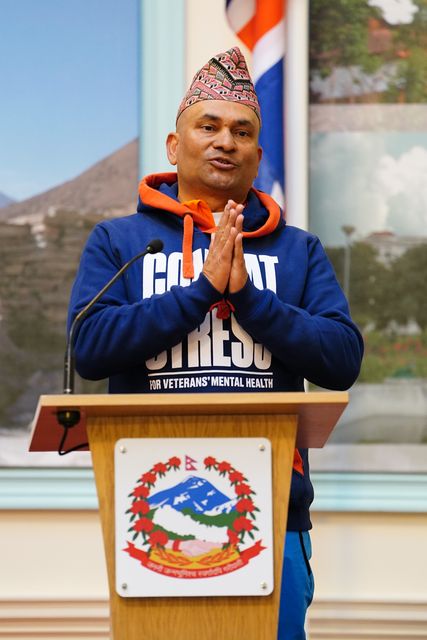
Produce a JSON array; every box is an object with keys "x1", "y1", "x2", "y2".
[
  {"x1": 229, "y1": 213, "x2": 248, "y2": 294},
  {"x1": 226, "y1": 201, "x2": 244, "y2": 224},
  {"x1": 202, "y1": 201, "x2": 245, "y2": 294},
  {"x1": 234, "y1": 211, "x2": 244, "y2": 236},
  {"x1": 217, "y1": 200, "x2": 243, "y2": 227}
]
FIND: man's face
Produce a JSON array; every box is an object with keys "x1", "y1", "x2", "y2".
[{"x1": 166, "y1": 100, "x2": 262, "y2": 207}]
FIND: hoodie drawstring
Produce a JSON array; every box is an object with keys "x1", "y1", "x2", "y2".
[
  {"x1": 181, "y1": 200, "x2": 215, "y2": 279},
  {"x1": 183, "y1": 214, "x2": 195, "y2": 279},
  {"x1": 209, "y1": 299, "x2": 236, "y2": 320}
]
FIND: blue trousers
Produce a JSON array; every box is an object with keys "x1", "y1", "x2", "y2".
[{"x1": 277, "y1": 531, "x2": 314, "y2": 640}]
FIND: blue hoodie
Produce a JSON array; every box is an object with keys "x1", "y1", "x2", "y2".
[{"x1": 68, "y1": 173, "x2": 364, "y2": 530}]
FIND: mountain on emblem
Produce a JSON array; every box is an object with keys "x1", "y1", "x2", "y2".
[{"x1": 148, "y1": 475, "x2": 235, "y2": 514}]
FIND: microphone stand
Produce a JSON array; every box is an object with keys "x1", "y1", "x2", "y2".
[{"x1": 57, "y1": 240, "x2": 163, "y2": 454}]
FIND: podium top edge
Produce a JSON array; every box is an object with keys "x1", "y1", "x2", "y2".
[
  {"x1": 30, "y1": 391, "x2": 349, "y2": 451},
  {"x1": 35, "y1": 391, "x2": 348, "y2": 414}
]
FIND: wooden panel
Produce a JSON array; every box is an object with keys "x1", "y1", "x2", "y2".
[{"x1": 87, "y1": 413, "x2": 297, "y2": 640}]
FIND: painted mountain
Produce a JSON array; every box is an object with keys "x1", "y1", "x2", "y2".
[
  {"x1": 0, "y1": 138, "x2": 138, "y2": 224},
  {"x1": 148, "y1": 475, "x2": 236, "y2": 515},
  {"x1": 0, "y1": 192, "x2": 15, "y2": 209},
  {"x1": 0, "y1": 139, "x2": 139, "y2": 442}
]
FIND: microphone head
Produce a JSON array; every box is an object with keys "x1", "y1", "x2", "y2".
[{"x1": 146, "y1": 239, "x2": 163, "y2": 254}]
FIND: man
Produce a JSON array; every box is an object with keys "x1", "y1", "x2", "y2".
[{"x1": 68, "y1": 47, "x2": 363, "y2": 639}]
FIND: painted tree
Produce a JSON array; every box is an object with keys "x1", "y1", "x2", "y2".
[
  {"x1": 310, "y1": 0, "x2": 427, "y2": 104},
  {"x1": 326, "y1": 242, "x2": 393, "y2": 329},
  {"x1": 309, "y1": 0, "x2": 383, "y2": 79},
  {"x1": 385, "y1": 0, "x2": 427, "y2": 102},
  {"x1": 391, "y1": 243, "x2": 427, "y2": 329}
]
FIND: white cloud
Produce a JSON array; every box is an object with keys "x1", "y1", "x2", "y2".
[
  {"x1": 310, "y1": 134, "x2": 427, "y2": 244},
  {"x1": 374, "y1": 146, "x2": 427, "y2": 234},
  {"x1": 310, "y1": 133, "x2": 390, "y2": 244},
  {"x1": 368, "y1": 0, "x2": 419, "y2": 25}
]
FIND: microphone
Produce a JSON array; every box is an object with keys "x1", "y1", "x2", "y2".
[{"x1": 63, "y1": 238, "x2": 164, "y2": 395}]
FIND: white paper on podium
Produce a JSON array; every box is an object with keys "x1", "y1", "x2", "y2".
[{"x1": 115, "y1": 437, "x2": 274, "y2": 598}]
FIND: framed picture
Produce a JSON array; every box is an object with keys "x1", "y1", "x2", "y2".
[
  {"x1": 308, "y1": 0, "x2": 427, "y2": 473},
  {"x1": 0, "y1": 0, "x2": 138, "y2": 466}
]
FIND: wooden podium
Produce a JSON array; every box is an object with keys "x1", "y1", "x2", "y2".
[{"x1": 30, "y1": 391, "x2": 347, "y2": 640}]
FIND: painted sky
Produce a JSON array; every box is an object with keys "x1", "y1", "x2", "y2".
[
  {"x1": 309, "y1": 131, "x2": 427, "y2": 245},
  {"x1": 0, "y1": 0, "x2": 138, "y2": 201}
]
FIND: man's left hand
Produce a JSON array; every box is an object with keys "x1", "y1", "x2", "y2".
[{"x1": 229, "y1": 202, "x2": 248, "y2": 294}]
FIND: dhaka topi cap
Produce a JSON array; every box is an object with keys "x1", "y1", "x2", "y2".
[{"x1": 176, "y1": 47, "x2": 261, "y2": 123}]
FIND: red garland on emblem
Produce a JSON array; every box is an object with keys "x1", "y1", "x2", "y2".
[
  {"x1": 203, "y1": 456, "x2": 260, "y2": 547},
  {"x1": 126, "y1": 456, "x2": 182, "y2": 551}
]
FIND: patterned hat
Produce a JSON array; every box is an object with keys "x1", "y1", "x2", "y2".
[{"x1": 177, "y1": 47, "x2": 261, "y2": 122}]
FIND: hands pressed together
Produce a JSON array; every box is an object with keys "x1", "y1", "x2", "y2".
[{"x1": 202, "y1": 200, "x2": 248, "y2": 295}]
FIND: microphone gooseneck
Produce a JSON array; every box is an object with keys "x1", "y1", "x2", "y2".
[
  {"x1": 57, "y1": 239, "x2": 163, "y2": 455},
  {"x1": 63, "y1": 239, "x2": 163, "y2": 395}
]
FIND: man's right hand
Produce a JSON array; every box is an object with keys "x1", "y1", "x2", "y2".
[{"x1": 202, "y1": 200, "x2": 244, "y2": 294}]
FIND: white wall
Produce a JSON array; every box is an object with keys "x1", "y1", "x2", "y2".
[
  {"x1": 1, "y1": 509, "x2": 426, "y2": 638},
  {"x1": 0, "y1": 510, "x2": 108, "y2": 638},
  {"x1": 310, "y1": 511, "x2": 427, "y2": 638}
]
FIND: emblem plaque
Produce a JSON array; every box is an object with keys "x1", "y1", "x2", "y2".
[{"x1": 115, "y1": 438, "x2": 274, "y2": 597}]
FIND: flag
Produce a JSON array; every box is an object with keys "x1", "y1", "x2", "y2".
[{"x1": 226, "y1": 0, "x2": 285, "y2": 206}]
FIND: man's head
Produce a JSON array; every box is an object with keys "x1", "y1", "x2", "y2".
[{"x1": 166, "y1": 47, "x2": 262, "y2": 210}]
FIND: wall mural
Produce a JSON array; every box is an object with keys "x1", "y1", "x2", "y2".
[
  {"x1": 3, "y1": 0, "x2": 426, "y2": 471},
  {"x1": 0, "y1": 0, "x2": 138, "y2": 465},
  {"x1": 309, "y1": 0, "x2": 427, "y2": 468}
]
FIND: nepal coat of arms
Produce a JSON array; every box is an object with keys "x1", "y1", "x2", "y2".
[{"x1": 115, "y1": 438, "x2": 274, "y2": 597}]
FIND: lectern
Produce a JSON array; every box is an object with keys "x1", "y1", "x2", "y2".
[{"x1": 30, "y1": 391, "x2": 347, "y2": 640}]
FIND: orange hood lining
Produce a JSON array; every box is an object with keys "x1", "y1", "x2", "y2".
[
  {"x1": 138, "y1": 173, "x2": 283, "y2": 238},
  {"x1": 138, "y1": 172, "x2": 283, "y2": 279}
]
